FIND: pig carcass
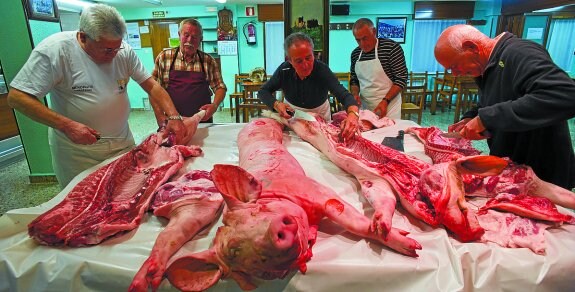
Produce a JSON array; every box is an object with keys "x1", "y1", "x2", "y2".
[
  {"x1": 331, "y1": 109, "x2": 395, "y2": 131},
  {"x1": 277, "y1": 113, "x2": 501, "y2": 242},
  {"x1": 163, "y1": 118, "x2": 421, "y2": 291},
  {"x1": 406, "y1": 126, "x2": 481, "y2": 164},
  {"x1": 129, "y1": 170, "x2": 223, "y2": 292},
  {"x1": 28, "y1": 113, "x2": 205, "y2": 247}
]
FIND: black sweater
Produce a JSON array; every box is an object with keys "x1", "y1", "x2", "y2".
[
  {"x1": 258, "y1": 60, "x2": 357, "y2": 110},
  {"x1": 462, "y1": 33, "x2": 575, "y2": 189}
]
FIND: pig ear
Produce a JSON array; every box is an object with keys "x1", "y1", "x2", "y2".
[
  {"x1": 456, "y1": 155, "x2": 508, "y2": 176},
  {"x1": 211, "y1": 164, "x2": 262, "y2": 206},
  {"x1": 165, "y1": 250, "x2": 223, "y2": 291},
  {"x1": 230, "y1": 271, "x2": 258, "y2": 291}
]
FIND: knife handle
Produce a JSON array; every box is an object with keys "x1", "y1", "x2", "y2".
[{"x1": 398, "y1": 130, "x2": 404, "y2": 140}]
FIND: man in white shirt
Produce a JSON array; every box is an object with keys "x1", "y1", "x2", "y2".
[{"x1": 8, "y1": 4, "x2": 185, "y2": 187}]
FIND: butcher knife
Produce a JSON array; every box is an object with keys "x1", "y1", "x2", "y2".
[
  {"x1": 381, "y1": 130, "x2": 404, "y2": 152},
  {"x1": 97, "y1": 136, "x2": 125, "y2": 140},
  {"x1": 287, "y1": 108, "x2": 316, "y2": 121},
  {"x1": 440, "y1": 132, "x2": 463, "y2": 138}
]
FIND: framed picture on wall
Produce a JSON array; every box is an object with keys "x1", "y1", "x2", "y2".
[
  {"x1": 376, "y1": 17, "x2": 407, "y2": 44},
  {"x1": 25, "y1": 0, "x2": 60, "y2": 22}
]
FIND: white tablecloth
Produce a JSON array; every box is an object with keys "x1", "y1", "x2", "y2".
[{"x1": 1, "y1": 120, "x2": 574, "y2": 291}]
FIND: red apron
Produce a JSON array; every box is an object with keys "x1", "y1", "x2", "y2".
[{"x1": 167, "y1": 48, "x2": 213, "y2": 122}]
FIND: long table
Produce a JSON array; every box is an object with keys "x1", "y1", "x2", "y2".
[{"x1": 1, "y1": 120, "x2": 574, "y2": 291}]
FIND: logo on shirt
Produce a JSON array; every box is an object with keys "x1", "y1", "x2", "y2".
[
  {"x1": 72, "y1": 85, "x2": 93, "y2": 92},
  {"x1": 117, "y1": 79, "x2": 128, "y2": 91},
  {"x1": 498, "y1": 60, "x2": 505, "y2": 68}
]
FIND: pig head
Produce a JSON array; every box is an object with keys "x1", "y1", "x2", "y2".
[{"x1": 164, "y1": 164, "x2": 315, "y2": 291}]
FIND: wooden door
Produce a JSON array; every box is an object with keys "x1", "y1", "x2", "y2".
[
  {"x1": 498, "y1": 14, "x2": 525, "y2": 36},
  {"x1": 0, "y1": 93, "x2": 19, "y2": 140},
  {"x1": 148, "y1": 19, "x2": 185, "y2": 60}
]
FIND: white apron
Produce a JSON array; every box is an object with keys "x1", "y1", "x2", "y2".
[
  {"x1": 285, "y1": 99, "x2": 332, "y2": 122},
  {"x1": 355, "y1": 39, "x2": 401, "y2": 119},
  {"x1": 49, "y1": 128, "x2": 135, "y2": 188}
]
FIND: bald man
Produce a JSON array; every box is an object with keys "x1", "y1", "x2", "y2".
[{"x1": 435, "y1": 24, "x2": 575, "y2": 190}]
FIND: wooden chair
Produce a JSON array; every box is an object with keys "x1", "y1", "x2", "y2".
[
  {"x1": 238, "y1": 98, "x2": 268, "y2": 123},
  {"x1": 433, "y1": 71, "x2": 458, "y2": 113},
  {"x1": 401, "y1": 84, "x2": 426, "y2": 124},
  {"x1": 408, "y1": 71, "x2": 428, "y2": 87},
  {"x1": 329, "y1": 72, "x2": 350, "y2": 115},
  {"x1": 454, "y1": 87, "x2": 479, "y2": 122},
  {"x1": 229, "y1": 73, "x2": 249, "y2": 117}
]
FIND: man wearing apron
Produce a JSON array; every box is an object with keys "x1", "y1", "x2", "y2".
[
  {"x1": 350, "y1": 18, "x2": 408, "y2": 119},
  {"x1": 152, "y1": 18, "x2": 227, "y2": 123},
  {"x1": 258, "y1": 32, "x2": 360, "y2": 141}
]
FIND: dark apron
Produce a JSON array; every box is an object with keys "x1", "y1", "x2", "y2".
[{"x1": 167, "y1": 47, "x2": 213, "y2": 122}]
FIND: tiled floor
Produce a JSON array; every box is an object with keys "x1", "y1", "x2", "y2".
[{"x1": 0, "y1": 107, "x2": 571, "y2": 216}]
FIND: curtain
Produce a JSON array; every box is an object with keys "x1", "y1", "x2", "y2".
[
  {"x1": 264, "y1": 22, "x2": 285, "y2": 75},
  {"x1": 547, "y1": 18, "x2": 575, "y2": 73},
  {"x1": 410, "y1": 19, "x2": 466, "y2": 73}
]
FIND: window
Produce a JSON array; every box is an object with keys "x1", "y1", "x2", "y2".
[
  {"x1": 547, "y1": 18, "x2": 575, "y2": 74},
  {"x1": 410, "y1": 19, "x2": 465, "y2": 73},
  {"x1": 264, "y1": 22, "x2": 285, "y2": 75}
]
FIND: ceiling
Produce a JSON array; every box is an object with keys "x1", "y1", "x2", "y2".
[{"x1": 72, "y1": 0, "x2": 476, "y2": 9}]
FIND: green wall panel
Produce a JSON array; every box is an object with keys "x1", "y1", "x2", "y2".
[{"x1": 0, "y1": 0, "x2": 61, "y2": 178}]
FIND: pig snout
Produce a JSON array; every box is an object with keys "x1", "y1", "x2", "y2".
[{"x1": 268, "y1": 215, "x2": 298, "y2": 250}]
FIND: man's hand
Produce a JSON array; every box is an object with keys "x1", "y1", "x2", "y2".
[
  {"x1": 60, "y1": 120, "x2": 100, "y2": 145},
  {"x1": 340, "y1": 111, "x2": 359, "y2": 141},
  {"x1": 448, "y1": 118, "x2": 471, "y2": 133},
  {"x1": 458, "y1": 116, "x2": 490, "y2": 140},
  {"x1": 199, "y1": 104, "x2": 217, "y2": 121},
  {"x1": 165, "y1": 119, "x2": 186, "y2": 145},
  {"x1": 373, "y1": 99, "x2": 389, "y2": 118},
  {"x1": 274, "y1": 101, "x2": 293, "y2": 119}
]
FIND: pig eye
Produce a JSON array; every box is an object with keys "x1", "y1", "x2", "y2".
[{"x1": 282, "y1": 217, "x2": 294, "y2": 225}]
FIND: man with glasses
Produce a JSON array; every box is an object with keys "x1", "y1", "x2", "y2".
[
  {"x1": 152, "y1": 18, "x2": 227, "y2": 122},
  {"x1": 7, "y1": 4, "x2": 186, "y2": 187}
]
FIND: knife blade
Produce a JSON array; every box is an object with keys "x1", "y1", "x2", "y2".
[
  {"x1": 440, "y1": 132, "x2": 463, "y2": 138},
  {"x1": 97, "y1": 136, "x2": 125, "y2": 140},
  {"x1": 288, "y1": 108, "x2": 316, "y2": 121}
]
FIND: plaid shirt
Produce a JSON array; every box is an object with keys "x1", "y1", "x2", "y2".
[{"x1": 152, "y1": 47, "x2": 226, "y2": 92}]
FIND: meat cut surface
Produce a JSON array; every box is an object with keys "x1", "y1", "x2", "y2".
[
  {"x1": 406, "y1": 126, "x2": 481, "y2": 164},
  {"x1": 28, "y1": 133, "x2": 202, "y2": 247}
]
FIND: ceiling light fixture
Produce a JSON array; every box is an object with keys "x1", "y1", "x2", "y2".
[
  {"x1": 143, "y1": 0, "x2": 163, "y2": 6},
  {"x1": 56, "y1": 0, "x2": 93, "y2": 11},
  {"x1": 215, "y1": 0, "x2": 227, "y2": 3}
]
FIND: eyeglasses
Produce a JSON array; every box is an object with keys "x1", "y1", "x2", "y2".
[
  {"x1": 100, "y1": 46, "x2": 124, "y2": 55},
  {"x1": 84, "y1": 33, "x2": 124, "y2": 55}
]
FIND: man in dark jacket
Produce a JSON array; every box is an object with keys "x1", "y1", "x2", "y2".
[{"x1": 435, "y1": 24, "x2": 575, "y2": 190}]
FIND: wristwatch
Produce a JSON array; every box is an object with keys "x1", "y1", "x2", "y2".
[
  {"x1": 166, "y1": 115, "x2": 183, "y2": 121},
  {"x1": 348, "y1": 110, "x2": 360, "y2": 118}
]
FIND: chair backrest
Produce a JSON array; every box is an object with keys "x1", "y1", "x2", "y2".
[
  {"x1": 333, "y1": 72, "x2": 351, "y2": 89},
  {"x1": 329, "y1": 72, "x2": 351, "y2": 114},
  {"x1": 408, "y1": 71, "x2": 428, "y2": 87},
  {"x1": 234, "y1": 73, "x2": 249, "y2": 93},
  {"x1": 402, "y1": 84, "x2": 427, "y2": 106}
]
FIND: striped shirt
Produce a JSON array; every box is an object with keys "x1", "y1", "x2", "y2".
[
  {"x1": 152, "y1": 47, "x2": 226, "y2": 92},
  {"x1": 350, "y1": 38, "x2": 408, "y2": 89}
]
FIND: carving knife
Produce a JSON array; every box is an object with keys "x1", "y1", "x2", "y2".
[{"x1": 286, "y1": 108, "x2": 316, "y2": 121}]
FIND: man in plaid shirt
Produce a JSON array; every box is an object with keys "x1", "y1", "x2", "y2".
[{"x1": 152, "y1": 18, "x2": 227, "y2": 122}]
